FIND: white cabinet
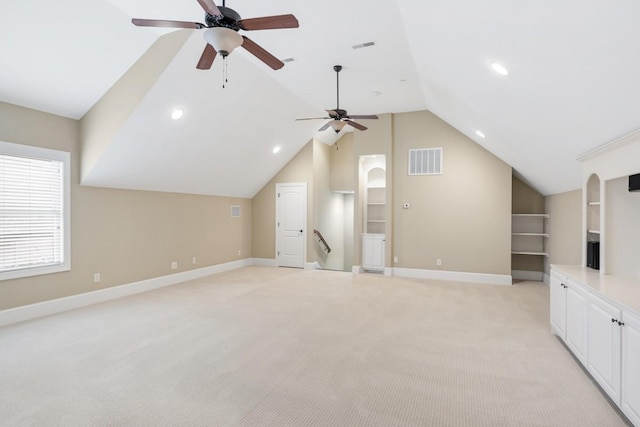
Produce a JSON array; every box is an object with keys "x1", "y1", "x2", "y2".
[
  {"x1": 587, "y1": 292, "x2": 622, "y2": 405},
  {"x1": 549, "y1": 271, "x2": 588, "y2": 367},
  {"x1": 550, "y1": 271, "x2": 566, "y2": 338},
  {"x1": 565, "y1": 279, "x2": 589, "y2": 365},
  {"x1": 622, "y1": 311, "x2": 640, "y2": 426},
  {"x1": 362, "y1": 234, "x2": 385, "y2": 272}
]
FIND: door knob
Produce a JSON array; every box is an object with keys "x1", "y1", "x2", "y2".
[{"x1": 299, "y1": 229, "x2": 303, "y2": 233}]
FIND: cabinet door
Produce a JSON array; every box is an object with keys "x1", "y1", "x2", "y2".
[
  {"x1": 622, "y1": 311, "x2": 640, "y2": 426},
  {"x1": 587, "y1": 293, "x2": 622, "y2": 405},
  {"x1": 549, "y1": 270, "x2": 566, "y2": 338},
  {"x1": 362, "y1": 235, "x2": 385, "y2": 272},
  {"x1": 565, "y1": 279, "x2": 588, "y2": 366}
]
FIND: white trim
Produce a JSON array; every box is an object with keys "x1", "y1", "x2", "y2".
[
  {"x1": 305, "y1": 261, "x2": 319, "y2": 270},
  {"x1": 251, "y1": 258, "x2": 277, "y2": 267},
  {"x1": 352, "y1": 265, "x2": 362, "y2": 274},
  {"x1": 577, "y1": 128, "x2": 640, "y2": 161},
  {"x1": 392, "y1": 267, "x2": 512, "y2": 286},
  {"x1": 0, "y1": 259, "x2": 252, "y2": 327},
  {"x1": 384, "y1": 267, "x2": 393, "y2": 276},
  {"x1": 544, "y1": 273, "x2": 551, "y2": 286},
  {"x1": 512, "y1": 270, "x2": 544, "y2": 282}
]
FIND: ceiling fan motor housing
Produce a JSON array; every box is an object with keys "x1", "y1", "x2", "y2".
[{"x1": 205, "y1": 6, "x2": 241, "y2": 30}]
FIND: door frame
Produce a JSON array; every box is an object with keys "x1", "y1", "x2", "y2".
[{"x1": 275, "y1": 182, "x2": 307, "y2": 268}]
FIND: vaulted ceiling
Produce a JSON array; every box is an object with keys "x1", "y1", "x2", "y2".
[{"x1": 2, "y1": 0, "x2": 640, "y2": 197}]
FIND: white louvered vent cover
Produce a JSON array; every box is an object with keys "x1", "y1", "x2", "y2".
[
  {"x1": 408, "y1": 148, "x2": 443, "y2": 175},
  {"x1": 230, "y1": 205, "x2": 241, "y2": 218}
]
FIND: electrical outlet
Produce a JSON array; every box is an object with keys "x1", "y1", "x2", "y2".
[
  {"x1": 192, "y1": 257, "x2": 196, "y2": 265},
  {"x1": 437, "y1": 258, "x2": 442, "y2": 266},
  {"x1": 93, "y1": 273, "x2": 101, "y2": 283},
  {"x1": 237, "y1": 249, "x2": 241, "y2": 256},
  {"x1": 171, "y1": 261, "x2": 178, "y2": 270},
  {"x1": 394, "y1": 256, "x2": 399, "y2": 263}
]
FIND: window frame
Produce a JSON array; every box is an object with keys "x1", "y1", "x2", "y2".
[{"x1": 0, "y1": 141, "x2": 71, "y2": 281}]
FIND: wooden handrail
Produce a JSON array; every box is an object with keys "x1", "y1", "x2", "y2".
[{"x1": 313, "y1": 229, "x2": 332, "y2": 254}]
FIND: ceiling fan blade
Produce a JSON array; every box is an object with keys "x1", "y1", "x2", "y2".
[
  {"x1": 131, "y1": 18, "x2": 205, "y2": 29},
  {"x1": 241, "y1": 36, "x2": 284, "y2": 70},
  {"x1": 346, "y1": 114, "x2": 379, "y2": 120},
  {"x1": 345, "y1": 120, "x2": 368, "y2": 131},
  {"x1": 296, "y1": 117, "x2": 331, "y2": 121},
  {"x1": 318, "y1": 121, "x2": 333, "y2": 132},
  {"x1": 197, "y1": 0, "x2": 222, "y2": 16},
  {"x1": 196, "y1": 44, "x2": 217, "y2": 70},
  {"x1": 238, "y1": 14, "x2": 299, "y2": 31}
]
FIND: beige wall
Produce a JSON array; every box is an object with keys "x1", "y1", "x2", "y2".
[
  {"x1": 512, "y1": 176, "x2": 545, "y2": 273},
  {"x1": 605, "y1": 177, "x2": 640, "y2": 277},
  {"x1": 330, "y1": 132, "x2": 355, "y2": 192},
  {"x1": 251, "y1": 141, "x2": 314, "y2": 261},
  {"x1": 0, "y1": 101, "x2": 251, "y2": 310},
  {"x1": 545, "y1": 189, "x2": 582, "y2": 274},
  {"x1": 313, "y1": 141, "x2": 345, "y2": 270},
  {"x1": 392, "y1": 111, "x2": 512, "y2": 275}
]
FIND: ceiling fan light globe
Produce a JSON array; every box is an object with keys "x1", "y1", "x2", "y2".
[
  {"x1": 204, "y1": 27, "x2": 243, "y2": 56},
  {"x1": 330, "y1": 121, "x2": 347, "y2": 133}
]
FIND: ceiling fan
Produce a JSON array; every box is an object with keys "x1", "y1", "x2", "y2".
[
  {"x1": 131, "y1": 0, "x2": 298, "y2": 70},
  {"x1": 296, "y1": 65, "x2": 378, "y2": 133}
]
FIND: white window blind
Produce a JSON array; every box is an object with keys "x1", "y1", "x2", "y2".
[{"x1": 0, "y1": 142, "x2": 70, "y2": 280}]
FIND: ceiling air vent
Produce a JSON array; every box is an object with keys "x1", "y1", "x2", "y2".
[
  {"x1": 230, "y1": 205, "x2": 241, "y2": 218},
  {"x1": 408, "y1": 148, "x2": 443, "y2": 176},
  {"x1": 352, "y1": 41, "x2": 376, "y2": 50}
]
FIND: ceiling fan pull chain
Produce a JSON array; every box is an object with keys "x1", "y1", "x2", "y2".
[{"x1": 222, "y1": 56, "x2": 229, "y2": 89}]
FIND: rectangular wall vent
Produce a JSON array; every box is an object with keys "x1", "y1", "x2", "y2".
[
  {"x1": 230, "y1": 205, "x2": 241, "y2": 218},
  {"x1": 408, "y1": 148, "x2": 443, "y2": 175}
]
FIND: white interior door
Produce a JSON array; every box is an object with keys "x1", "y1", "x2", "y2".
[{"x1": 276, "y1": 183, "x2": 306, "y2": 268}]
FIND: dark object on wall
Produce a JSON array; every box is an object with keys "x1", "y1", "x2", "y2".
[
  {"x1": 587, "y1": 241, "x2": 600, "y2": 270},
  {"x1": 629, "y1": 173, "x2": 640, "y2": 192}
]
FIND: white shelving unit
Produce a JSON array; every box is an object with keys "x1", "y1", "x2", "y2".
[
  {"x1": 365, "y1": 183, "x2": 386, "y2": 235},
  {"x1": 511, "y1": 214, "x2": 549, "y2": 257}
]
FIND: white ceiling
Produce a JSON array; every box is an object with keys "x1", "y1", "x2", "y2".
[{"x1": 2, "y1": 0, "x2": 640, "y2": 197}]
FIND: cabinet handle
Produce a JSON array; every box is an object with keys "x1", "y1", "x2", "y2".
[
  {"x1": 611, "y1": 318, "x2": 617, "y2": 323},
  {"x1": 618, "y1": 321, "x2": 625, "y2": 326}
]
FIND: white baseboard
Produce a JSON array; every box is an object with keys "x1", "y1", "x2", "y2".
[
  {"x1": 352, "y1": 265, "x2": 362, "y2": 274},
  {"x1": 512, "y1": 270, "x2": 544, "y2": 282},
  {"x1": 305, "y1": 262, "x2": 320, "y2": 270},
  {"x1": 251, "y1": 258, "x2": 277, "y2": 267},
  {"x1": 392, "y1": 267, "x2": 512, "y2": 286},
  {"x1": 0, "y1": 258, "x2": 254, "y2": 328},
  {"x1": 384, "y1": 267, "x2": 393, "y2": 277}
]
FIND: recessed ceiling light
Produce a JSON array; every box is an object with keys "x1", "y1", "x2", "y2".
[
  {"x1": 490, "y1": 62, "x2": 509, "y2": 76},
  {"x1": 171, "y1": 108, "x2": 184, "y2": 120},
  {"x1": 475, "y1": 130, "x2": 486, "y2": 138},
  {"x1": 272, "y1": 146, "x2": 282, "y2": 154}
]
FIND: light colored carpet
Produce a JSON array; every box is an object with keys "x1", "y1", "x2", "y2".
[{"x1": 0, "y1": 267, "x2": 630, "y2": 426}]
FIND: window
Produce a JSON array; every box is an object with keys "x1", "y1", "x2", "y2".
[{"x1": 0, "y1": 141, "x2": 70, "y2": 280}]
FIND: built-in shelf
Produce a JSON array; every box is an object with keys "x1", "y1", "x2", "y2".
[
  {"x1": 588, "y1": 230, "x2": 601, "y2": 234},
  {"x1": 367, "y1": 202, "x2": 386, "y2": 205},
  {"x1": 367, "y1": 220, "x2": 386, "y2": 223},
  {"x1": 588, "y1": 202, "x2": 601, "y2": 206},
  {"x1": 512, "y1": 213, "x2": 550, "y2": 218},
  {"x1": 512, "y1": 251, "x2": 549, "y2": 256},
  {"x1": 511, "y1": 213, "x2": 549, "y2": 258}
]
